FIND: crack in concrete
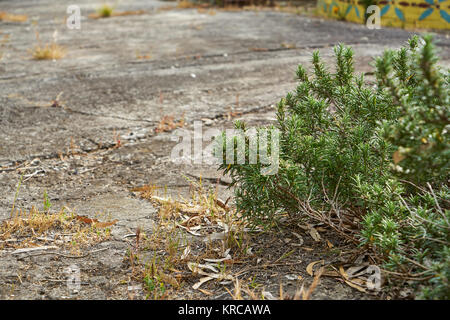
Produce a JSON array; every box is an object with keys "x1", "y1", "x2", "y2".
[{"x1": 0, "y1": 101, "x2": 275, "y2": 168}]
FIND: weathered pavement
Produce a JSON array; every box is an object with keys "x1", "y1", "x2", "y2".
[{"x1": 0, "y1": 0, "x2": 449, "y2": 299}]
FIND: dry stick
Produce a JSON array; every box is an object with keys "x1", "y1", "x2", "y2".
[
  {"x1": 427, "y1": 182, "x2": 449, "y2": 226},
  {"x1": 381, "y1": 269, "x2": 434, "y2": 281},
  {"x1": 25, "y1": 247, "x2": 108, "y2": 259},
  {"x1": 403, "y1": 256, "x2": 430, "y2": 272},
  {"x1": 380, "y1": 268, "x2": 429, "y2": 277},
  {"x1": 398, "y1": 179, "x2": 428, "y2": 194},
  {"x1": 303, "y1": 267, "x2": 324, "y2": 300},
  {"x1": 10, "y1": 173, "x2": 24, "y2": 218},
  {"x1": 276, "y1": 182, "x2": 358, "y2": 243},
  {"x1": 427, "y1": 183, "x2": 443, "y2": 212},
  {"x1": 399, "y1": 194, "x2": 448, "y2": 230},
  {"x1": 400, "y1": 179, "x2": 450, "y2": 204},
  {"x1": 234, "y1": 261, "x2": 303, "y2": 277},
  {"x1": 420, "y1": 236, "x2": 449, "y2": 246},
  {"x1": 23, "y1": 170, "x2": 44, "y2": 182},
  {"x1": 322, "y1": 176, "x2": 343, "y2": 229},
  {"x1": 272, "y1": 249, "x2": 296, "y2": 264}
]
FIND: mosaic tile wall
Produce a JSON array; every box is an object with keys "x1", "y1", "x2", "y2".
[{"x1": 317, "y1": 0, "x2": 450, "y2": 29}]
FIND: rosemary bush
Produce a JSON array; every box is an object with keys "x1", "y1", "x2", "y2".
[{"x1": 218, "y1": 35, "x2": 449, "y2": 299}]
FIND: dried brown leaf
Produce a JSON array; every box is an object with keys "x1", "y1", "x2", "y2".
[{"x1": 306, "y1": 260, "x2": 324, "y2": 276}]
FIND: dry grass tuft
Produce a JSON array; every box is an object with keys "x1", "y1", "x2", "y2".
[
  {"x1": 229, "y1": 269, "x2": 323, "y2": 301},
  {"x1": 130, "y1": 179, "x2": 254, "y2": 299},
  {"x1": 177, "y1": 0, "x2": 199, "y2": 9},
  {"x1": 197, "y1": 8, "x2": 216, "y2": 15},
  {"x1": 0, "y1": 206, "x2": 113, "y2": 252},
  {"x1": 30, "y1": 31, "x2": 66, "y2": 60},
  {"x1": 135, "y1": 50, "x2": 151, "y2": 60},
  {"x1": 161, "y1": 1, "x2": 313, "y2": 17},
  {"x1": 0, "y1": 11, "x2": 28, "y2": 22},
  {"x1": 31, "y1": 42, "x2": 66, "y2": 60},
  {"x1": 154, "y1": 114, "x2": 185, "y2": 133},
  {"x1": 157, "y1": 1, "x2": 210, "y2": 13},
  {"x1": 114, "y1": 10, "x2": 146, "y2": 17},
  {"x1": 0, "y1": 34, "x2": 9, "y2": 61}
]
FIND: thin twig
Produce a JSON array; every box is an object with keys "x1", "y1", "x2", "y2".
[
  {"x1": 427, "y1": 182, "x2": 449, "y2": 226},
  {"x1": 25, "y1": 247, "x2": 108, "y2": 259}
]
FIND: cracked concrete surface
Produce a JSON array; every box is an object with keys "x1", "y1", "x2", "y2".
[{"x1": 0, "y1": 0, "x2": 449, "y2": 299}]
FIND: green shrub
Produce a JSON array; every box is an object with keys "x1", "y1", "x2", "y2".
[
  {"x1": 217, "y1": 35, "x2": 449, "y2": 299},
  {"x1": 219, "y1": 41, "x2": 397, "y2": 226},
  {"x1": 375, "y1": 36, "x2": 449, "y2": 187},
  {"x1": 362, "y1": 36, "x2": 449, "y2": 298},
  {"x1": 358, "y1": 179, "x2": 449, "y2": 299}
]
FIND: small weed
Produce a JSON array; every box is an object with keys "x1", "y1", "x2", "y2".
[
  {"x1": 43, "y1": 190, "x2": 52, "y2": 212},
  {"x1": 154, "y1": 114, "x2": 185, "y2": 133},
  {"x1": 89, "y1": 3, "x2": 146, "y2": 19},
  {"x1": 143, "y1": 274, "x2": 167, "y2": 300},
  {"x1": 248, "y1": 276, "x2": 261, "y2": 290},
  {"x1": 135, "y1": 50, "x2": 151, "y2": 60},
  {"x1": 112, "y1": 129, "x2": 122, "y2": 148},
  {"x1": 97, "y1": 4, "x2": 115, "y2": 18},
  {"x1": 30, "y1": 32, "x2": 65, "y2": 60}
]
